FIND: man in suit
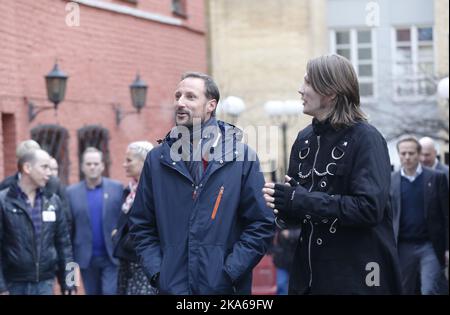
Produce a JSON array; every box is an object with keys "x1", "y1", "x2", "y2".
[
  {"x1": 391, "y1": 135, "x2": 449, "y2": 295},
  {"x1": 419, "y1": 137, "x2": 449, "y2": 181},
  {"x1": 66, "y1": 147, "x2": 123, "y2": 295}
]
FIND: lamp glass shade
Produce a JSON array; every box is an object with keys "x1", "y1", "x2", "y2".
[
  {"x1": 130, "y1": 75, "x2": 148, "y2": 112},
  {"x1": 437, "y1": 77, "x2": 449, "y2": 100},
  {"x1": 45, "y1": 63, "x2": 68, "y2": 108},
  {"x1": 222, "y1": 96, "x2": 246, "y2": 116}
]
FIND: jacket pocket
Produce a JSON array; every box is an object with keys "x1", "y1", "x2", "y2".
[
  {"x1": 211, "y1": 186, "x2": 224, "y2": 220},
  {"x1": 198, "y1": 245, "x2": 234, "y2": 294}
]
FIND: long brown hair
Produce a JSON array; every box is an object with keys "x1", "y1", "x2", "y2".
[{"x1": 307, "y1": 54, "x2": 367, "y2": 129}]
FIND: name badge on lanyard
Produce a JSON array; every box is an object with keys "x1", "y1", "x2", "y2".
[{"x1": 42, "y1": 211, "x2": 56, "y2": 222}]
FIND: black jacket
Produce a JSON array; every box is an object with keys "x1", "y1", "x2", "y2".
[
  {"x1": 285, "y1": 119, "x2": 402, "y2": 294},
  {"x1": 0, "y1": 173, "x2": 72, "y2": 229},
  {"x1": 112, "y1": 187, "x2": 138, "y2": 262},
  {"x1": 0, "y1": 182, "x2": 74, "y2": 293}
]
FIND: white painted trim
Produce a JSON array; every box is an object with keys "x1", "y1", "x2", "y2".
[
  {"x1": 329, "y1": 30, "x2": 336, "y2": 53},
  {"x1": 350, "y1": 29, "x2": 358, "y2": 67},
  {"x1": 371, "y1": 27, "x2": 378, "y2": 101},
  {"x1": 411, "y1": 25, "x2": 418, "y2": 95},
  {"x1": 70, "y1": 0, "x2": 183, "y2": 26}
]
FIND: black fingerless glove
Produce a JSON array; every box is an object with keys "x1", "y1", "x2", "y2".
[{"x1": 273, "y1": 183, "x2": 296, "y2": 216}]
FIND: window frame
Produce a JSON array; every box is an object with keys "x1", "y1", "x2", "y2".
[
  {"x1": 391, "y1": 25, "x2": 436, "y2": 102},
  {"x1": 329, "y1": 28, "x2": 378, "y2": 103},
  {"x1": 31, "y1": 124, "x2": 70, "y2": 185},
  {"x1": 172, "y1": 0, "x2": 188, "y2": 18}
]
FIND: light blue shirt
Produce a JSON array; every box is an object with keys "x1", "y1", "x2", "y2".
[{"x1": 401, "y1": 163, "x2": 423, "y2": 183}]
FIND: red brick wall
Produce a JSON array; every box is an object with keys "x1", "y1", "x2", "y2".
[{"x1": 0, "y1": 0, "x2": 207, "y2": 185}]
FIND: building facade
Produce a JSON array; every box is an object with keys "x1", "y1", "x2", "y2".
[
  {"x1": 209, "y1": 0, "x2": 448, "y2": 173},
  {"x1": 208, "y1": 0, "x2": 327, "y2": 178},
  {"x1": 0, "y1": 0, "x2": 207, "y2": 184},
  {"x1": 327, "y1": 0, "x2": 448, "y2": 167}
]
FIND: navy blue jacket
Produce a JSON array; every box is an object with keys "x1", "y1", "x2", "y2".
[
  {"x1": 129, "y1": 121, "x2": 274, "y2": 295},
  {"x1": 391, "y1": 167, "x2": 449, "y2": 265},
  {"x1": 66, "y1": 178, "x2": 123, "y2": 268}
]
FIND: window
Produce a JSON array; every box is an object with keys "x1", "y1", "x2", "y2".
[
  {"x1": 77, "y1": 125, "x2": 110, "y2": 181},
  {"x1": 172, "y1": 0, "x2": 187, "y2": 17},
  {"x1": 331, "y1": 29, "x2": 376, "y2": 100},
  {"x1": 2, "y1": 114, "x2": 16, "y2": 177},
  {"x1": 393, "y1": 26, "x2": 435, "y2": 98},
  {"x1": 31, "y1": 124, "x2": 69, "y2": 185}
]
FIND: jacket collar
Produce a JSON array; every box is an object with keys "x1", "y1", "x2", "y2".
[
  {"x1": 312, "y1": 118, "x2": 336, "y2": 136},
  {"x1": 400, "y1": 164, "x2": 423, "y2": 182},
  {"x1": 159, "y1": 120, "x2": 244, "y2": 183},
  {"x1": 4, "y1": 180, "x2": 49, "y2": 213},
  {"x1": 160, "y1": 119, "x2": 243, "y2": 161}
]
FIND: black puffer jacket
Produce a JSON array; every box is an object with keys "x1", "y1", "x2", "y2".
[
  {"x1": 0, "y1": 173, "x2": 72, "y2": 230},
  {"x1": 285, "y1": 119, "x2": 402, "y2": 294},
  {"x1": 0, "y1": 182, "x2": 74, "y2": 293}
]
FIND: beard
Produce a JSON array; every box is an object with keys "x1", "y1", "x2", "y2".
[{"x1": 175, "y1": 110, "x2": 193, "y2": 127}]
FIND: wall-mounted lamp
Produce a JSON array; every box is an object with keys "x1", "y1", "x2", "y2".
[
  {"x1": 264, "y1": 100, "x2": 303, "y2": 176},
  {"x1": 28, "y1": 62, "x2": 68, "y2": 122},
  {"x1": 115, "y1": 74, "x2": 148, "y2": 126}
]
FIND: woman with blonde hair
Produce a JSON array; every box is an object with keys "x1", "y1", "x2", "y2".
[{"x1": 113, "y1": 141, "x2": 155, "y2": 295}]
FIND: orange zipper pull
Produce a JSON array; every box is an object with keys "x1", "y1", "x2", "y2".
[{"x1": 211, "y1": 186, "x2": 224, "y2": 220}]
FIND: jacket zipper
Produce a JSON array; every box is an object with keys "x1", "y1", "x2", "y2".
[
  {"x1": 309, "y1": 136, "x2": 321, "y2": 193},
  {"x1": 308, "y1": 221, "x2": 314, "y2": 288},
  {"x1": 192, "y1": 185, "x2": 199, "y2": 200},
  {"x1": 211, "y1": 186, "x2": 224, "y2": 220},
  {"x1": 306, "y1": 135, "x2": 320, "y2": 289},
  {"x1": 35, "y1": 197, "x2": 47, "y2": 283}
]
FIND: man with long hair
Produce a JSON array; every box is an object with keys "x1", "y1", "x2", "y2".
[{"x1": 263, "y1": 54, "x2": 402, "y2": 294}]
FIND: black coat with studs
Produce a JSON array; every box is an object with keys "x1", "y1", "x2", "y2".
[{"x1": 285, "y1": 118, "x2": 402, "y2": 295}]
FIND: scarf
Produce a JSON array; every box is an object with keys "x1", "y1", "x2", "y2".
[{"x1": 121, "y1": 180, "x2": 138, "y2": 214}]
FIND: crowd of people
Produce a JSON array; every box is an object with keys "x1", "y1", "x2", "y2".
[{"x1": 0, "y1": 54, "x2": 448, "y2": 295}]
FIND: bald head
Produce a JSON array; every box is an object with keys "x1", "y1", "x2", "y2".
[{"x1": 419, "y1": 137, "x2": 438, "y2": 168}]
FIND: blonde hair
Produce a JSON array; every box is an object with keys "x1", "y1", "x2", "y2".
[
  {"x1": 396, "y1": 135, "x2": 421, "y2": 153},
  {"x1": 128, "y1": 141, "x2": 154, "y2": 160},
  {"x1": 16, "y1": 139, "x2": 40, "y2": 159},
  {"x1": 307, "y1": 54, "x2": 367, "y2": 129}
]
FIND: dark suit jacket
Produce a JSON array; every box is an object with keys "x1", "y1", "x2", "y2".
[
  {"x1": 66, "y1": 177, "x2": 123, "y2": 268},
  {"x1": 391, "y1": 167, "x2": 449, "y2": 265},
  {"x1": 435, "y1": 161, "x2": 449, "y2": 183}
]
